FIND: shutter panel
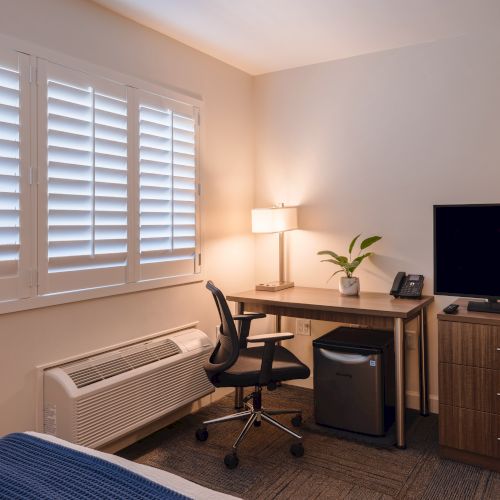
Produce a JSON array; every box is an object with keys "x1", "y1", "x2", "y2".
[
  {"x1": 38, "y1": 61, "x2": 128, "y2": 294},
  {"x1": 137, "y1": 91, "x2": 199, "y2": 281},
  {"x1": 0, "y1": 49, "x2": 30, "y2": 301}
]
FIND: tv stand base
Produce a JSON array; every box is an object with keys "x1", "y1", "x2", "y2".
[{"x1": 467, "y1": 299, "x2": 500, "y2": 314}]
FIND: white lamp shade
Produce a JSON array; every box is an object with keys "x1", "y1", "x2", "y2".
[{"x1": 251, "y1": 206, "x2": 298, "y2": 233}]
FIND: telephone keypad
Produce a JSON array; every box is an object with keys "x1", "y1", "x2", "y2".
[{"x1": 401, "y1": 280, "x2": 422, "y2": 296}]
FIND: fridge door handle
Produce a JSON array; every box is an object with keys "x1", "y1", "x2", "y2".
[{"x1": 318, "y1": 348, "x2": 372, "y2": 364}]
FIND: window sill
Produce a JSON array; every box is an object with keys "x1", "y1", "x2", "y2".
[{"x1": 0, "y1": 273, "x2": 203, "y2": 315}]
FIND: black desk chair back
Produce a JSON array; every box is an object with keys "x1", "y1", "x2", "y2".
[{"x1": 196, "y1": 280, "x2": 310, "y2": 469}]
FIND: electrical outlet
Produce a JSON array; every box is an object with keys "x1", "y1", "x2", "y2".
[{"x1": 296, "y1": 319, "x2": 311, "y2": 336}]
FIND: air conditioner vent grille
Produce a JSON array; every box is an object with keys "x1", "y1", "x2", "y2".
[
  {"x1": 69, "y1": 366, "x2": 103, "y2": 388},
  {"x1": 65, "y1": 338, "x2": 182, "y2": 388}
]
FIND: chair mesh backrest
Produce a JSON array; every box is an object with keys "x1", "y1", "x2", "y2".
[{"x1": 206, "y1": 280, "x2": 240, "y2": 373}]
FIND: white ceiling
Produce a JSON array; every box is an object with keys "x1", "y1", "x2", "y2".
[{"x1": 92, "y1": 0, "x2": 500, "y2": 75}]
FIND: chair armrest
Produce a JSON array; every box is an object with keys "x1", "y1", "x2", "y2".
[
  {"x1": 233, "y1": 313, "x2": 267, "y2": 321},
  {"x1": 247, "y1": 332, "x2": 294, "y2": 343},
  {"x1": 247, "y1": 332, "x2": 294, "y2": 386},
  {"x1": 233, "y1": 313, "x2": 267, "y2": 348}
]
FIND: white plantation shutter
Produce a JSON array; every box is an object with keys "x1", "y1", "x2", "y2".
[
  {"x1": 0, "y1": 49, "x2": 30, "y2": 301},
  {"x1": 0, "y1": 51, "x2": 200, "y2": 307},
  {"x1": 138, "y1": 90, "x2": 199, "y2": 281},
  {"x1": 38, "y1": 61, "x2": 129, "y2": 294}
]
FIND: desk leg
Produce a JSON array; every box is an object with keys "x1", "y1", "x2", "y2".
[
  {"x1": 275, "y1": 315, "x2": 282, "y2": 387},
  {"x1": 394, "y1": 318, "x2": 406, "y2": 449},
  {"x1": 418, "y1": 308, "x2": 429, "y2": 416},
  {"x1": 234, "y1": 302, "x2": 245, "y2": 409}
]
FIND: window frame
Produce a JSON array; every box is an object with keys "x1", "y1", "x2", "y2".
[
  {"x1": 0, "y1": 34, "x2": 203, "y2": 315},
  {"x1": 0, "y1": 49, "x2": 35, "y2": 302}
]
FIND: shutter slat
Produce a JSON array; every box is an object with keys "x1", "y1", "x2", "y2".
[
  {"x1": 49, "y1": 226, "x2": 92, "y2": 242},
  {"x1": 0, "y1": 86, "x2": 19, "y2": 107},
  {"x1": 95, "y1": 122, "x2": 127, "y2": 142},
  {"x1": 95, "y1": 108, "x2": 127, "y2": 129},
  {"x1": 95, "y1": 151, "x2": 127, "y2": 169},
  {"x1": 0, "y1": 66, "x2": 20, "y2": 90},
  {"x1": 49, "y1": 114, "x2": 92, "y2": 136},
  {"x1": 0, "y1": 122, "x2": 19, "y2": 142},
  {"x1": 49, "y1": 240, "x2": 92, "y2": 258},
  {"x1": 48, "y1": 98, "x2": 92, "y2": 121},
  {"x1": 95, "y1": 239, "x2": 127, "y2": 254},
  {"x1": 48, "y1": 210, "x2": 92, "y2": 225},
  {"x1": 0, "y1": 244, "x2": 19, "y2": 260},
  {"x1": 0, "y1": 103, "x2": 19, "y2": 125},
  {"x1": 48, "y1": 79, "x2": 91, "y2": 104}
]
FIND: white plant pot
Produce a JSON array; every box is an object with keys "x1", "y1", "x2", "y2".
[{"x1": 339, "y1": 276, "x2": 359, "y2": 296}]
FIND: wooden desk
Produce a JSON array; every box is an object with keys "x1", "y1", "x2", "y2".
[{"x1": 227, "y1": 286, "x2": 434, "y2": 449}]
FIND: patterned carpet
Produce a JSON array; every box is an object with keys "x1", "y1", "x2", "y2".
[{"x1": 119, "y1": 385, "x2": 500, "y2": 499}]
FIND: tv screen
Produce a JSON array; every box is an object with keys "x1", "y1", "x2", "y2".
[{"x1": 434, "y1": 204, "x2": 500, "y2": 299}]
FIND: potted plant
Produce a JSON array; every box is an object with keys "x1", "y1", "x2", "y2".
[{"x1": 317, "y1": 234, "x2": 382, "y2": 296}]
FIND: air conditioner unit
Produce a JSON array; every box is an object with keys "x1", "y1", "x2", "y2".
[{"x1": 43, "y1": 328, "x2": 214, "y2": 449}]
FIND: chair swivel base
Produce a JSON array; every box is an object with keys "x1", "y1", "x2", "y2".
[{"x1": 195, "y1": 387, "x2": 305, "y2": 469}]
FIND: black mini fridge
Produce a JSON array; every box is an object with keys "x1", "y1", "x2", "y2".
[{"x1": 313, "y1": 327, "x2": 395, "y2": 436}]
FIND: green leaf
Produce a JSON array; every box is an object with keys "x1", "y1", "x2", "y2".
[
  {"x1": 352, "y1": 252, "x2": 373, "y2": 265},
  {"x1": 327, "y1": 269, "x2": 345, "y2": 282},
  {"x1": 347, "y1": 252, "x2": 374, "y2": 275},
  {"x1": 336, "y1": 256, "x2": 349, "y2": 264},
  {"x1": 317, "y1": 250, "x2": 340, "y2": 259},
  {"x1": 320, "y1": 258, "x2": 342, "y2": 266},
  {"x1": 348, "y1": 234, "x2": 361, "y2": 254},
  {"x1": 360, "y1": 235, "x2": 382, "y2": 250}
]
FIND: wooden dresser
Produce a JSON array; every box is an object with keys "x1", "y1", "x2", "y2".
[{"x1": 438, "y1": 299, "x2": 500, "y2": 472}]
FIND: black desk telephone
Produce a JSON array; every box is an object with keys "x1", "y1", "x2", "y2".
[{"x1": 390, "y1": 272, "x2": 424, "y2": 298}]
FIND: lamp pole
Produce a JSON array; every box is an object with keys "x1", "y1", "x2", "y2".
[{"x1": 279, "y1": 230, "x2": 285, "y2": 284}]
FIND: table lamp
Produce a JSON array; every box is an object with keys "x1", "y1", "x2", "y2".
[{"x1": 251, "y1": 204, "x2": 298, "y2": 291}]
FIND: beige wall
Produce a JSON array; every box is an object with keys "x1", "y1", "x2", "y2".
[
  {"x1": 254, "y1": 32, "x2": 500, "y2": 412},
  {"x1": 1, "y1": 1, "x2": 499, "y2": 434},
  {"x1": 0, "y1": 0, "x2": 254, "y2": 434}
]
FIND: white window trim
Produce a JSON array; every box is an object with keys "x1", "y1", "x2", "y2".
[
  {"x1": 0, "y1": 34, "x2": 204, "y2": 315},
  {"x1": 0, "y1": 274, "x2": 203, "y2": 315}
]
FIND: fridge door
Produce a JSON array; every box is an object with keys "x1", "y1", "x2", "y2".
[{"x1": 314, "y1": 347, "x2": 385, "y2": 435}]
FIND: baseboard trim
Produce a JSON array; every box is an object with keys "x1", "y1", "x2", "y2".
[
  {"x1": 405, "y1": 390, "x2": 439, "y2": 414},
  {"x1": 440, "y1": 445, "x2": 500, "y2": 473}
]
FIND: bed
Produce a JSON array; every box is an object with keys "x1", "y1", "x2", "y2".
[{"x1": 0, "y1": 432, "x2": 238, "y2": 500}]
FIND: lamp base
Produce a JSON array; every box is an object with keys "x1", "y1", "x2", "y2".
[{"x1": 255, "y1": 281, "x2": 294, "y2": 292}]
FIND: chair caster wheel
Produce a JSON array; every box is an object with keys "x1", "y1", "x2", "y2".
[
  {"x1": 253, "y1": 420, "x2": 261, "y2": 427},
  {"x1": 290, "y1": 442, "x2": 304, "y2": 457},
  {"x1": 291, "y1": 414, "x2": 302, "y2": 427},
  {"x1": 224, "y1": 453, "x2": 239, "y2": 469},
  {"x1": 195, "y1": 428, "x2": 208, "y2": 441}
]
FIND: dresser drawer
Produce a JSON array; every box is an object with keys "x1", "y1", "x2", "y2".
[
  {"x1": 439, "y1": 363, "x2": 500, "y2": 413},
  {"x1": 438, "y1": 320, "x2": 500, "y2": 368},
  {"x1": 439, "y1": 405, "x2": 500, "y2": 458}
]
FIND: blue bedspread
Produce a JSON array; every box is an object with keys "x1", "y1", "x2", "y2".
[{"x1": 0, "y1": 433, "x2": 191, "y2": 500}]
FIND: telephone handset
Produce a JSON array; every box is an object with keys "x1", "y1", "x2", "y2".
[{"x1": 390, "y1": 272, "x2": 424, "y2": 298}]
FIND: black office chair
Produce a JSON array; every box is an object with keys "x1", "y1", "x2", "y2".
[{"x1": 195, "y1": 280, "x2": 310, "y2": 469}]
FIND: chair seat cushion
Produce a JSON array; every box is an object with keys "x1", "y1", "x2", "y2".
[{"x1": 215, "y1": 346, "x2": 310, "y2": 387}]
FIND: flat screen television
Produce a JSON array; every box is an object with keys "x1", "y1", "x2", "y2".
[{"x1": 434, "y1": 204, "x2": 500, "y2": 313}]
